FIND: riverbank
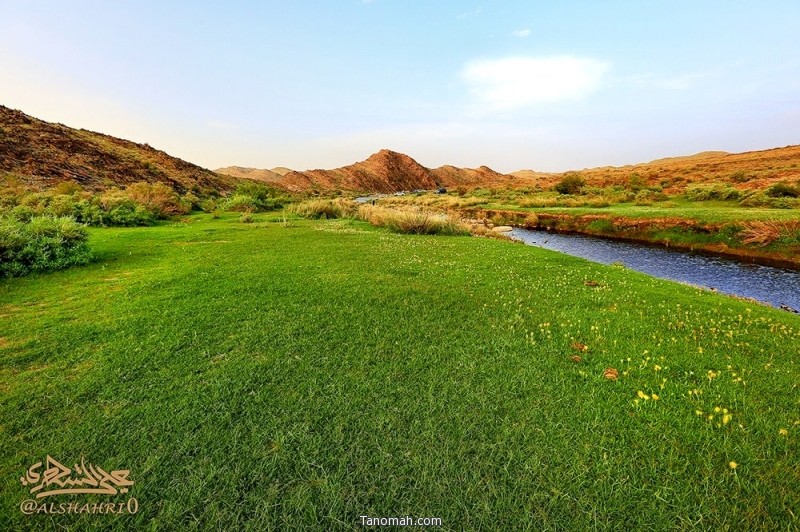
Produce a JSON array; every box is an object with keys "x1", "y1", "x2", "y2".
[
  {"x1": 509, "y1": 227, "x2": 800, "y2": 311},
  {"x1": 464, "y1": 207, "x2": 800, "y2": 270},
  {"x1": 2, "y1": 213, "x2": 799, "y2": 529}
]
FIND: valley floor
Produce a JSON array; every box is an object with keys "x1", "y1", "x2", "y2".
[{"x1": 1, "y1": 213, "x2": 799, "y2": 530}]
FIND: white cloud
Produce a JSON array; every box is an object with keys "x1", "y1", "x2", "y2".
[
  {"x1": 511, "y1": 29, "x2": 531, "y2": 38},
  {"x1": 461, "y1": 56, "x2": 610, "y2": 111}
]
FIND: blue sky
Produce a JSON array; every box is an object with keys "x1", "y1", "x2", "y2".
[{"x1": 1, "y1": 1, "x2": 799, "y2": 172}]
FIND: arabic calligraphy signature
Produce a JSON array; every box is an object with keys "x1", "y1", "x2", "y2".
[{"x1": 20, "y1": 456, "x2": 134, "y2": 498}]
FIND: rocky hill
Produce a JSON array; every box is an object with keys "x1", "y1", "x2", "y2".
[
  {"x1": 268, "y1": 149, "x2": 522, "y2": 193},
  {"x1": 0, "y1": 105, "x2": 237, "y2": 192},
  {"x1": 214, "y1": 166, "x2": 283, "y2": 183}
]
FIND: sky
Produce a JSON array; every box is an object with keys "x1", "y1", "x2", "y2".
[{"x1": 1, "y1": 1, "x2": 799, "y2": 173}]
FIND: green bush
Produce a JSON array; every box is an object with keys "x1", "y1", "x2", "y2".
[
  {"x1": 105, "y1": 201, "x2": 155, "y2": 226},
  {"x1": 200, "y1": 198, "x2": 219, "y2": 213},
  {"x1": 554, "y1": 173, "x2": 586, "y2": 195},
  {"x1": 46, "y1": 195, "x2": 77, "y2": 217},
  {"x1": 765, "y1": 182, "x2": 800, "y2": 198},
  {"x1": 10, "y1": 204, "x2": 36, "y2": 222},
  {"x1": 740, "y1": 191, "x2": 800, "y2": 209},
  {"x1": 223, "y1": 194, "x2": 261, "y2": 212},
  {"x1": 627, "y1": 173, "x2": 647, "y2": 192},
  {"x1": 73, "y1": 199, "x2": 107, "y2": 226},
  {"x1": 0, "y1": 216, "x2": 92, "y2": 277},
  {"x1": 685, "y1": 183, "x2": 741, "y2": 201},
  {"x1": 222, "y1": 182, "x2": 285, "y2": 213}
]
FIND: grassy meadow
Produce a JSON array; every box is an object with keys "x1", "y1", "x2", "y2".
[{"x1": 1, "y1": 213, "x2": 799, "y2": 530}]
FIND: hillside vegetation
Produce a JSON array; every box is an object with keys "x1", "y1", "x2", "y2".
[{"x1": 513, "y1": 145, "x2": 800, "y2": 195}]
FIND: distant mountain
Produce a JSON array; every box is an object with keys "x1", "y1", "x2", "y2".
[
  {"x1": 275, "y1": 149, "x2": 521, "y2": 193},
  {"x1": 0, "y1": 105, "x2": 236, "y2": 192},
  {"x1": 215, "y1": 166, "x2": 283, "y2": 183},
  {"x1": 270, "y1": 167, "x2": 294, "y2": 176}
]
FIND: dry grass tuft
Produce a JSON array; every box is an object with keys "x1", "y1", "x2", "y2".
[
  {"x1": 358, "y1": 205, "x2": 469, "y2": 236},
  {"x1": 289, "y1": 199, "x2": 357, "y2": 219},
  {"x1": 740, "y1": 221, "x2": 800, "y2": 246}
]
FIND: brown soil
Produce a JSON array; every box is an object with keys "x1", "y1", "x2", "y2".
[{"x1": 0, "y1": 105, "x2": 237, "y2": 193}]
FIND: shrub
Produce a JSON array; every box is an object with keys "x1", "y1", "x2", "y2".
[
  {"x1": 768, "y1": 197, "x2": 799, "y2": 209},
  {"x1": 46, "y1": 195, "x2": 77, "y2": 217},
  {"x1": 72, "y1": 199, "x2": 107, "y2": 226},
  {"x1": 554, "y1": 173, "x2": 586, "y2": 195},
  {"x1": 290, "y1": 199, "x2": 357, "y2": 219},
  {"x1": 200, "y1": 198, "x2": 218, "y2": 213},
  {"x1": 105, "y1": 202, "x2": 155, "y2": 226},
  {"x1": 19, "y1": 192, "x2": 50, "y2": 209},
  {"x1": 729, "y1": 170, "x2": 751, "y2": 183},
  {"x1": 685, "y1": 184, "x2": 741, "y2": 201},
  {"x1": 627, "y1": 173, "x2": 647, "y2": 192},
  {"x1": 10, "y1": 204, "x2": 36, "y2": 222},
  {"x1": 0, "y1": 216, "x2": 92, "y2": 277},
  {"x1": 740, "y1": 191, "x2": 800, "y2": 209},
  {"x1": 53, "y1": 180, "x2": 84, "y2": 195},
  {"x1": 634, "y1": 190, "x2": 660, "y2": 205},
  {"x1": 239, "y1": 212, "x2": 254, "y2": 223},
  {"x1": 223, "y1": 194, "x2": 261, "y2": 213},
  {"x1": 224, "y1": 182, "x2": 285, "y2": 212},
  {"x1": 587, "y1": 197, "x2": 612, "y2": 208},
  {"x1": 124, "y1": 182, "x2": 187, "y2": 217},
  {"x1": 519, "y1": 197, "x2": 558, "y2": 208},
  {"x1": 739, "y1": 191, "x2": 769, "y2": 207},
  {"x1": 765, "y1": 182, "x2": 800, "y2": 198},
  {"x1": 182, "y1": 192, "x2": 201, "y2": 211}
]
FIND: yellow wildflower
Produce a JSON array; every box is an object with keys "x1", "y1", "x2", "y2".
[
  {"x1": 728, "y1": 461, "x2": 738, "y2": 470},
  {"x1": 779, "y1": 428, "x2": 789, "y2": 436},
  {"x1": 637, "y1": 390, "x2": 650, "y2": 400}
]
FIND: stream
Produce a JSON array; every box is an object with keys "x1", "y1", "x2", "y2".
[{"x1": 510, "y1": 228, "x2": 800, "y2": 311}]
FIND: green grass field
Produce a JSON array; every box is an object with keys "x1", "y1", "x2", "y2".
[
  {"x1": 480, "y1": 199, "x2": 800, "y2": 223},
  {"x1": 1, "y1": 213, "x2": 799, "y2": 530}
]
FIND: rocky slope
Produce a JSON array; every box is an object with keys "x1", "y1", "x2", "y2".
[
  {"x1": 0, "y1": 105, "x2": 236, "y2": 192},
  {"x1": 273, "y1": 149, "x2": 521, "y2": 193}
]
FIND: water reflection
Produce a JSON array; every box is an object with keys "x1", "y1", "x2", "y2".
[{"x1": 511, "y1": 228, "x2": 800, "y2": 311}]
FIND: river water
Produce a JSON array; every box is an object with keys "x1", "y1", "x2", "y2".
[{"x1": 510, "y1": 228, "x2": 800, "y2": 311}]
